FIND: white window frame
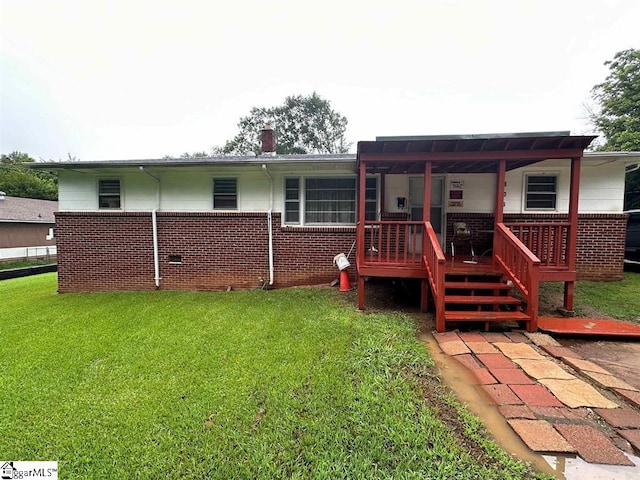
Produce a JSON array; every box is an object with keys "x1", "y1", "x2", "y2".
[
  {"x1": 283, "y1": 175, "x2": 378, "y2": 226},
  {"x1": 523, "y1": 172, "x2": 559, "y2": 212},
  {"x1": 212, "y1": 177, "x2": 238, "y2": 210},
  {"x1": 98, "y1": 178, "x2": 122, "y2": 210}
]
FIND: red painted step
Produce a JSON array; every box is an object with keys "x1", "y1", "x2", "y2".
[
  {"x1": 445, "y1": 281, "x2": 513, "y2": 290},
  {"x1": 444, "y1": 311, "x2": 530, "y2": 322},
  {"x1": 445, "y1": 295, "x2": 521, "y2": 304}
]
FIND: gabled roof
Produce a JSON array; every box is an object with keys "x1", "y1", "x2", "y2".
[{"x1": 0, "y1": 196, "x2": 58, "y2": 223}]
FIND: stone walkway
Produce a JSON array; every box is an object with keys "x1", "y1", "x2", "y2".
[{"x1": 433, "y1": 330, "x2": 640, "y2": 466}]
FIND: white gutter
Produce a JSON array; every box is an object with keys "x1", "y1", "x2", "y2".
[
  {"x1": 139, "y1": 166, "x2": 161, "y2": 289},
  {"x1": 261, "y1": 164, "x2": 275, "y2": 286}
]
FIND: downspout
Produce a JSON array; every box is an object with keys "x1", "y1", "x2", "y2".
[
  {"x1": 139, "y1": 166, "x2": 161, "y2": 289},
  {"x1": 261, "y1": 164, "x2": 274, "y2": 286}
]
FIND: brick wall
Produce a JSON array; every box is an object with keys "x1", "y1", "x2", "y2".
[
  {"x1": 448, "y1": 213, "x2": 627, "y2": 281},
  {"x1": 55, "y1": 212, "x2": 356, "y2": 292},
  {"x1": 55, "y1": 211, "x2": 626, "y2": 293}
]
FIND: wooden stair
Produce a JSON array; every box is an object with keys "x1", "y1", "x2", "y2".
[{"x1": 443, "y1": 269, "x2": 530, "y2": 329}]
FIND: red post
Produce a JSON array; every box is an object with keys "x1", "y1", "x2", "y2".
[
  {"x1": 564, "y1": 156, "x2": 581, "y2": 311},
  {"x1": 357, "y1": 160, "x2": 367, "y2": 309},
  {"x1": 423, "y1": 161, "x2": 432, "y2": 221},
  {"x1": 495, "y1": 159, "x2": 506, "y2": 226}
]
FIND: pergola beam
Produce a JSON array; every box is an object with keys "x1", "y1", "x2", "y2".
[{"x1": 358, "y1": 148, "x2": 587, "y2": 163}]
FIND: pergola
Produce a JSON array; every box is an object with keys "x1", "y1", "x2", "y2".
[{"x1": 356, "y1": 132, "x2": 596, "y2": 331}]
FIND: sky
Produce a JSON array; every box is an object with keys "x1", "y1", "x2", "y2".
[{"x1": 1, "y1": 0, "x2": 638, "y2": 161}]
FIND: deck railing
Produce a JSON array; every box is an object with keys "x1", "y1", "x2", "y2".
[
  {"x1": 494, "y1": 223, "x2": 540, "y2": 330},
  {"x1": 505, "y1": 222, "x2": 570, "y2": 270},
  {"x1": 422, "y1": 222, "x2": 446, "y2": 331},
  {"x1": 361, "y1": 221, "x2": 424, "y2": 265}
]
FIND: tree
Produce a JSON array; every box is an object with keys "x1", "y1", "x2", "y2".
[
  {"x1": 0, "y1": 151, "x2": 58, "y2": 200},
  {"x1": 590, "y1": 48, "x2": 640, "y2": 209},
  {"x1": 214, "y1": 92, "x2": 351, "y2": 155}
]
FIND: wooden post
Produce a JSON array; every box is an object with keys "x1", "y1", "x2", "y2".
[
  {"x1": 495, "y1": 159, "x2": 506, "y2": 226},
  {"x1": 420, "y1": 161, "x2": 432, "y2": 313},
  {"x1": 564, "y1": 156, "x2": 581, "y2": 311},
  {"x1": 423, "y1": 161, "x2": 432, "y2": 221},
  {"x1": 357, "y1": 160, "x2": 367, "y2": 310}
]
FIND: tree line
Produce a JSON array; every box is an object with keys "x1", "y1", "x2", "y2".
[{"x1": 2, "y1": 50, "x2": 639, "y2": 206}]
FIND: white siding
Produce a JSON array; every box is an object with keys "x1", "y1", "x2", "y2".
[
  {"x1": 55, "y1": 157, "x2": 627, "y2": 215},
  {"x1": 57, "y1": 163, "x2": 356, "y2": 213},
  {"x1": 505, "y1": 159, "x2": 626, "y2": 214}
]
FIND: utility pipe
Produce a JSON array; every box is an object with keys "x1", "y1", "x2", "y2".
[
  {"x1": 261, "y1": 164, "x2": 275, "y2": 286},
  {"x1": 139, "y1": 166, "x2": 161, "y2": 289}
]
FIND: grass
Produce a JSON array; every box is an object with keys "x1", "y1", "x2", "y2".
[
  {"x1": 0, "y1": 258, "x2": 54, "y2": 270},
  {"x1": 0, "y1": 274, "x2": 542, "y2": 479},
  {"x1": 540, "y1": 271, "x2": 640, "y2": 323}
]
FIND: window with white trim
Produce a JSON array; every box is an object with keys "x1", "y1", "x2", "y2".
[
  {"x1": 284, "y1": 176, "x2": 378, "y2": 225},
  {"x1": 284, "y1": 178, "x2": 300, "y2": 224},
  {"x1": 98, "y1": 179, "x2": 121, "y2": 209},
  {"x1": 213, "y1": 178, "x2": 237, "y2": 209},
  {"x1": 524, "y1": 174, "x2": 557, "y2": 210}
]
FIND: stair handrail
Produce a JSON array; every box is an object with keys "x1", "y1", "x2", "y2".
[
  {"x1": 422, "y1": 221, "x2": 446, "y2": 331},
  {"x1": 493, "y1": 223, "x2": 541, "y2": 331}
]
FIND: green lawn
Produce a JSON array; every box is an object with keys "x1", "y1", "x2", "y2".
[
  {"x1": 540, "y1": 271, "x2": 640, "y2": 323},
  {"x1": 0, "y1": 274, "x2": 540, "y2": 479}
]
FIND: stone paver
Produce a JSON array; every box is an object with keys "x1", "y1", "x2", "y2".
[
  {"x1": 555, "y1": 424, "x2": 635, "y2": 466},
  {"x1": 508, "y1": 419, "x2": 576, "y2": 453},
  {"x1": 619, "y1": 429, "x2": 640, "y2": 453},
  {"x1": 539, "y1": 345, "x2": 582, "y2": 359},
  {"x1": 510, "y1": 384, "x2": 564, "y2": 407},
  {"x1": 476, "y1": 353, "x2": 516, "y2": 370},
  {"x1": 538, "y1": 378, "x2": 619, "y2": 409},
  {"x1": 439, "y1": 340, "x2": 471, "y2": 356},
  {"x1": 530, "y1": 406, "x2": 594, "y2": 424},
  {"x1": 433, "y1": 331, "x2": 461, "y2": 344},
  {"x1": 481, "y1": 384, "x2": 523, "y2": 405},
  {"x1": 504, "y1": 331, "x2": 528, "y2": 343},
  {"x1": 457, "y1": 331, "x2": 487, "y2": 343},
  {"x1": 561, "y1": 357, "x2": 612, "y2": 375},
  {"x1": 512, "y1": 358, "x2": 575, "y2": 380},
  {"x1": 498, "y1": 405, "x2": 536, "y2": 419},
  {"x1": 489, "y1": 368, "x2": 535, "y2": 385},
  {"x1": 454, "y1": 354, "x2": 482, "y2": 370},
  {"x1": 594, "y1": 408, "x2": 640, "y2": 428},
  {"x1": 614, "y1": 388, "x2": 640, "y2": 408},
  {"x1": 523, "y1": 332, "x2": 560, "y2": 347},
  {"x1": 581, "y1": 370, "x2": 639, "y2": 392},
  {"x1": 494, "y1": 342, "x2": 545, "y2": 360},
  {"x1": 466, "y1": 342, "x2": 499, "y2": 354},
  {"x1": 481, "y1": 332, "x2": 512, "y2": 342},
  {"x1": 472, "y1": 368, "x2": 497, "y2": 385}
]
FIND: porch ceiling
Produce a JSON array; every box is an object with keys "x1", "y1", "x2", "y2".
[{"x1": 357, "y1": 133, "x2": 597, "y2": 174}]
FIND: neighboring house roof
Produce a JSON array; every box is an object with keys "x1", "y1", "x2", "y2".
[{"x1": 0, "y1": 195, "x2": 58, "y2": 223}]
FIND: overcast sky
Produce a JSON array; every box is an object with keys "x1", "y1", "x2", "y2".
[{"x1": 1, "y1": 0, "x2": 638, "y2": 161}]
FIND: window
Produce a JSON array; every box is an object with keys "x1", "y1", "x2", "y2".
[
  {"x1": 284, "y1": 176, "x2": 378, "y2": 225},
  {"x1": 98, "y1": 179, "x2": 121, "y2": 209},
  {"x1": 213, "y1": 178, "x2": 237, "y2": 209},
  {"x1": 365, "y1": 177, "x2": 378, "y2": 221},
  {"x1": 525, "y1": 174, "x2": 557, "y2": 210},
  {"x1": 306, "y1": 178, "x2": 356, "y2": 224},
  {"x1": 284, "y1": 178, "x2": 300, "y2": 224}
]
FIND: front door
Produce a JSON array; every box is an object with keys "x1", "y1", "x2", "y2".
[{"x1": 409, "y1": 176, "x2": 445, "y2": 249}]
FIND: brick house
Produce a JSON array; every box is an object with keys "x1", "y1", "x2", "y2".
[
  {"x1": 0, "y1": 193, "x2": 57, "y2": 262},
  {"x1": 32, "y1": 130, "x2": 639, "y2": 331}
]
